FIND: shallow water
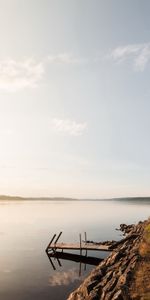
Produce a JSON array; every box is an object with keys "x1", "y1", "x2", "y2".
[{"x1": 0, "y1": 199, "x2": 149, "y2": 300}]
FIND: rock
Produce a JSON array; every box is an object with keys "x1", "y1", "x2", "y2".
[
  {"x1": 67, "y1": 291, "x2": 85, "y2": 300},
  {"x1": 87, "y1": 280, "x2": 99, "y2": 294},
  {"x1": 99, "y1": 270, "x2": 114, "y2": 287},
  {"x1": 121, "y1": 285, "x2": 130, "y2": 299},
  {"x1": 67, "y1": 220, "x2": 145, "y2": 300},
  {"x1": 88, "y1": 290, "x2": 100, "y2": 300},
  {"x1": 103, "y1": 277, "x2": 118, "y2": 293},
  {"x1": 91, "y1": 269, "x2": 104, "y2": 281},
  {"x1": 112, "y1": 290, "x2": 124, "y2": 300}
]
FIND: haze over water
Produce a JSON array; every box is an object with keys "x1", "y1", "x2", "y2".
[
  {"x1": 0, "y1": 199, "x2": 149, "y2": 300},
  {"x1": 0, "y1": 1, "x2": 150, "y2": 299}
]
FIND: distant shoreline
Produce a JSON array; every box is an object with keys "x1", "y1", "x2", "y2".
[
  {"x1": 0, "y1": 195, "x2": 150, "y2": 201},
  {"x1": 0, "y1": 195, "x2": 78, "y2": 201}
]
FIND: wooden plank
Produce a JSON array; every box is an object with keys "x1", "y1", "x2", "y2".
[{"x1": 49, "y1": 242, "x2": 110, "y2": 251}]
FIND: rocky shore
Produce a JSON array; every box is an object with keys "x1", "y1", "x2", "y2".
[{"x1": 67, "y1": 220, "x2": 147, "y2": 300}]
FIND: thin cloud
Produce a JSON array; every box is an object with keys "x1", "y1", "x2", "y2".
[
  {"x1": 47, "y1": 53, "x2": 83, "y2": 64},
  {"x1": 51, "y1": 118, "x2": 87, "y2": 136},
  {"x1": 0, "y1": 58, "x2": 45, "y2": 91},
  {"x1": 109, "y1": 42, "x2": 150, "y2": 71}
]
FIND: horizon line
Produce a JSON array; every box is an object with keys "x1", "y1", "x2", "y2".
[{"x1": 0, "y1": 194, "x2": 150, "y2": 200}]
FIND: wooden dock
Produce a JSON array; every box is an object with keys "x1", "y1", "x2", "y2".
[
  {"x1": 49, "y1": 242, "x2": 110, "y2": 251},
  {"x1": 46, "y1": 232, "x2": 111, "y2": 253}
]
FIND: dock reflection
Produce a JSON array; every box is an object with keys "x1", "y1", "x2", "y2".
[{"x1": 46, "y1": 250, "x2": 103, "y2": 276}]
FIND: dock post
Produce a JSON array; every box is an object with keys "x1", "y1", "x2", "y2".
[
  {"x1": 47, "y1": 255, "x2": 56, "y2": 271},
  {"x1": 79, "y1": 261, "x2": 82, "y2": 277},
  {"x1": 46, "y1": 233, "x2": 56, "y2": 252},
  {"x1": 84, "y1": 232, "x2": 87, "y2": 244},
  {"x1": 79, "y1": 233, "x2": 82, "y2": 255},
  {"x1": 54, "y1": 231, "x2": 63, "y2": 251},
  {"x1": 84, "y1": 232, "x2": 87, "y2": 257}
]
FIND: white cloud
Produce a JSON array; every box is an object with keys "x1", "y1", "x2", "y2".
[
  {"x1": 134, "y1": 46, "x2": 150, "y2": 71},
  {"x1": 0, "y1": 53, "x2": 85, "y2": 91},
  {"x1": 110, "y1": 42, "x2": 150, "y2": 71},
  {"x1": 51, "y1": 118, "x2": 87, "y2": 136},
  {"x1": 0, "y1": 58, "x2": 44, "y2": 91},
  {"x1": 47, "y1": 53, "x2": 84, "y2": 64},
  {"x1": 49, "y1": 268, "x2": 82, "y2": 286}
]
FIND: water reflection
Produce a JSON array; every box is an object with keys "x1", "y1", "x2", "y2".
[
  {"x1": 46, "y1": 250, "x2": 103, "y2": 275},
  {"x1": 48, "y1": 268, "x2": 83, "y2": 286}
]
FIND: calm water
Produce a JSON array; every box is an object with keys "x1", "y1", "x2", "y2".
[{"x1": 0, "y1": 199, "x2": 150, "y2": 300}]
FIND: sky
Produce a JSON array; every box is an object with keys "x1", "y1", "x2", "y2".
[{"x1": 1, "y1": 0, "x2": 150, "y2": 198}]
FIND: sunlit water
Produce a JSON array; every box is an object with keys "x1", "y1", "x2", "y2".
[{"x1": 0, "y1": 199, "x2": 150, "y2": 300}]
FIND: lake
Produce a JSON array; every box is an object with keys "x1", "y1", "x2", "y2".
[{"x1": 0, "y1": 199, "x2": 150, "y2": 300}]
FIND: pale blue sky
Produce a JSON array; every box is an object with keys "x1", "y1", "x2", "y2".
[{"x1": 1, "y1": 0, "x2": 150, "y2": 198}]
